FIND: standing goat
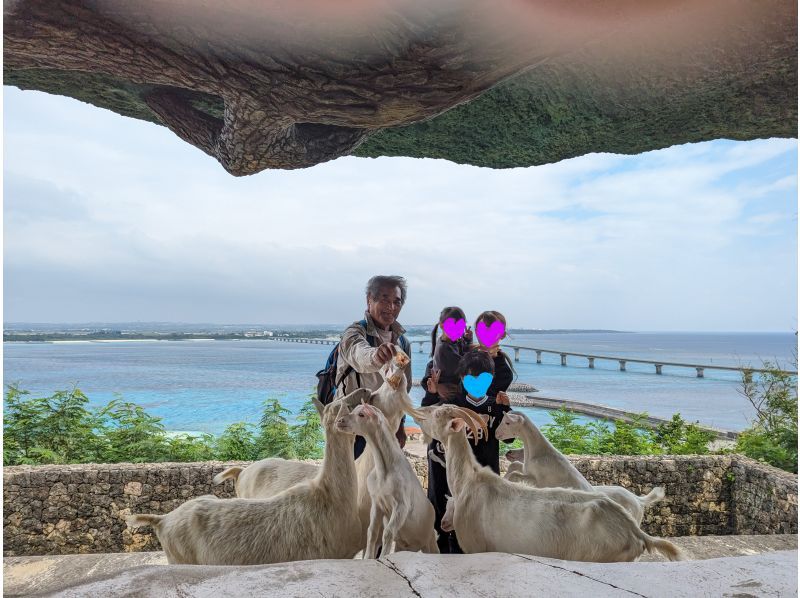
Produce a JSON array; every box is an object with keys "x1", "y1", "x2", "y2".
[
  {"x1": 215, "y1": 357, "x2": 419, "y2": 501},
  {"x1": 337, "y1": 402, "x2": 438, "y2": 557},
  {"x1": 495, "y1": 411, "x2": 664, "y2": 524},
  {"x1": 214, "y1": 359, "x2": 424, "y2": 550},
  {"x1": 126, "y1": 396, "x2": 364, "y2": 565},
  {"x1": 425, "y1": 404, "x2": 683, "y2": 562}
]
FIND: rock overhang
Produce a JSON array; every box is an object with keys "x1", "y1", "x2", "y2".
[{"x1": 3, "y1": 0, "x2": 797, "y2": 175}]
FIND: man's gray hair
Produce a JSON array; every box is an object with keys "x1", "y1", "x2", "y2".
[{"x1": 366, "y1": 275, "x2": 407, "y2": 304}]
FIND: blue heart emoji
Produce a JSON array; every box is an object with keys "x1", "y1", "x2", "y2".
[{"x1": 463, "y1": 372, "x2": 493, "y2": 398}]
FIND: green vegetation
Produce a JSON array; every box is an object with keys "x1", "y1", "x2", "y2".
[
  {"x1": 5, "y1": 362, "x2": 797, "y2": 473},
  {"x1": 734, "y1": 362, "x2": 797, "y2": 473},
  {"x1": 3, "y1": 386, "x2": 323, "y2": 466},
  {"x1": 539, "y1": 409, "x2": 714, "y2": 456}
]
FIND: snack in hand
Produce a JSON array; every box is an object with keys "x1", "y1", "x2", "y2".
[{"x1": 393, "y1": 348, "x2": 410, "y2": 368}]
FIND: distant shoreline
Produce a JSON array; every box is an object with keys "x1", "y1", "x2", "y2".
[{"x1": 3, "y1": 329, "x2": 628, "y2": 342}]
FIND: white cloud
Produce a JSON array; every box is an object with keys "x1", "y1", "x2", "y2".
[{"x1": 3, "y1": 87, "x2": 798, "y2": 331}]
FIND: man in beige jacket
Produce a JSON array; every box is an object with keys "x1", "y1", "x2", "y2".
[{"x1": 335, "y1": 275, "x2": 413, "y2": 452}]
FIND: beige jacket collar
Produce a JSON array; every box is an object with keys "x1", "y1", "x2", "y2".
[{"x1": 363, "y1": 311, "x2": 406, "y2": 340}]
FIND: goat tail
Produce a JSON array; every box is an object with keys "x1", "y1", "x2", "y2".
[
  {"x1": 642, "y1": 534, "x2": 685, "y2": 561},
  {"x1": 213, "y1": 466, "x2": 243, "y2": 485},
  {"x1": 639, "y1": 486, "x2": 666, "y2": 506},
  {"x1": 126, "y1": 514, "x2": 163, "y2": 528}
]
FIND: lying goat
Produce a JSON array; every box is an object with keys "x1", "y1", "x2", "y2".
[
  {"x1": 213, "y1": 459, "x2": 318, "y2": 498},
  {"x1": 425, "y1": 404, "x2": 683, "y2": 562},
  {"x1": 127, "y1": 396, "x2": 364, "y2": 565},
  {"x1": 495, "y1": 411, "x2": 664, "y2": 524},
  {"x1": 338, "y1": 402, "x2": 438, "y2": 557}
]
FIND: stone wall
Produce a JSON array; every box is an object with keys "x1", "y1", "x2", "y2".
[
  {"x1": 3, "y1": 455, "x2": 796, "y2": 557},
  {"x1": 571, "y1": 455, "x2": 734, "y2": 537},
  {"x1": 730, "y1": 458, "x2": 799, "y2": 535}
]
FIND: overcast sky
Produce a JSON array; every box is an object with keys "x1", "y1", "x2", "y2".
[{"x1": 3, "y1": 87, "x2": 797, "y2": 331}]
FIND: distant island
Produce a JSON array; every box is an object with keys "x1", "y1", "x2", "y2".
[{"x1": 3, "y1": 324, "x2": 626, "y2": 342}]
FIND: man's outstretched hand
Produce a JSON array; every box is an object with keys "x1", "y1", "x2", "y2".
[{"x1": 374, "y1": 342, "x2": 396, "y2": 365}]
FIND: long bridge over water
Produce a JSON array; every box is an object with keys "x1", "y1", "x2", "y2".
[{"x1": 267, "y1": 337, "x2": 796, "y2": 379}]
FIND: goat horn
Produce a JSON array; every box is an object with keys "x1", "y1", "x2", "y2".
[{"x1": 452, "y1": 406, "x2": 487, "y2": 445}]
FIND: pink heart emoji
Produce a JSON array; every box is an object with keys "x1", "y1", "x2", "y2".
[
  {"x1": 476, "y1": 320, "x2": 505, "y2": 347},
  {"x1": 442, "y1": 317, "x2": 466, "y2": 341}
]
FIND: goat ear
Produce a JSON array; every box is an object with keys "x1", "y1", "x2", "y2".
[
  {"x1": 449, "y1": 418, "x2": 466, "y2": 433},
  {"x1": 342, "y1": 387, "x2": 370, "y2": 408}
]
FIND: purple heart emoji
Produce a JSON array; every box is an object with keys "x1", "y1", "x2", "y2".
[
  {"x1": 442, "y1": 317, "x2": 466, "y2": 341},
  {"x1": 476, "y1": 320, "x2": 505, "y2": 347}
]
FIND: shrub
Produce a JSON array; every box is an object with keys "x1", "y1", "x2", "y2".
[
  {"x1": 654, "y1": 414, "x2": 714, "y2": 455},
  {"x1": 2, "y1": 386, "x2": 324, "y2": 466},
  {"x1": 215, "y1": 422, "x2": 259, "y2": 461},
  {"x1": 290, "y1": 399, "x2": 324, "y2": 459},
  {"x1": 256, "y1": 398, "x2": 295, "y2": 459},
  {"x1": 98, "y1": 400, "x2": 171, "y2": 463},
  {"x1": 4, "y1": 385, "x2": 106, "y2": 464},
  {"x1": 735, "y1": 362, "x2": 797, "y2": 473},
  {"x1": 542, "y1": 408, "x2": 711, "y2": 456}
]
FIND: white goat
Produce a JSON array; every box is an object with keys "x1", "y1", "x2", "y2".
[
  {"x1": 337, "y1": 402, "x2": 438, "y2": 557},
  {"x1": 425, "y1": 404, "x2": 683, "y2": 562},
  {"x1": 215, "y1": 359, "x2": 423, "y2": 549},
  {"x1": 441, "y1": 495, "x2": 455, "y2": 533},
  {"x1": 495, "y1": 411, "x2": 664, "y2": 524},
  {"x1": 213, "y1": 459, "x2": 318, "y2": 499},
  {"x1": 215, "y1": 356, "x2": 419, "y2": 499},
  {"x1": 126, "y1": 397, "x2": 364, "y2": 565}
]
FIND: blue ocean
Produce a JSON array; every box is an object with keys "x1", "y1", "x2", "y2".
[{"x1": 3, "y1": 332, "x2": 795, "y2": 434}]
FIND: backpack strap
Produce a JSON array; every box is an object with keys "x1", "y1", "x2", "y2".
[{"x1": 398, "y1": 334, "x2": 410, "y2": 354}]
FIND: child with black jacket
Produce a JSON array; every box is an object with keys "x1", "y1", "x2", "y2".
[{"x1": 422, "y1": 349, "x2": 513, "y2": 553}]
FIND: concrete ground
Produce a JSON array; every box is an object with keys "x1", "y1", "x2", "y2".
[{"x1": 4, "y1": 535, "x2": 796, "y2": 597}]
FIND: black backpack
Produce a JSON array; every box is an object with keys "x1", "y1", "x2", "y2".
[{"x1": 316, "y1": 319, "x2": 410, "y2": 406}]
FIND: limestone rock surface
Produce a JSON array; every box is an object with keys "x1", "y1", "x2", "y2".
[{"x1": 4, "y1": 1, "x2": 796, "y2": 175}]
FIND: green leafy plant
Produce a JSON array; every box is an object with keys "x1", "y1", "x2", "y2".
[
  {"x1": 654, "y1": 414, "x2": 714, "y2": 455},
  {"x1": 541, "y1": 409, "x2": 600, "y2": 454},
  {"x1": 99, "y1": 399, "x2": 170, "y2": 463},
  {"x1": 541, "y1": 408, "x2": 711, "y2": 456},
  {"x1": 215, "y1": 422, "x2": 259, "y2": 461},
  {"x1": 3, "y1": 385, "x2": 106, "y2": 464},
  {"x1": 256, "y1": 398, "x2": 295, "y2": 459},
  {"x1": 3, "y1": 386, "x2": 326, "y2": 466},
  {"x1": 167, "y1": 433, "x2": 216, "y2": 462},
  {"x1": 735, "y1": 361, "x2": 797, "y2": 473},
  {"x1": 289, "y1": 397, "x2": 324, "y2": 459}
]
